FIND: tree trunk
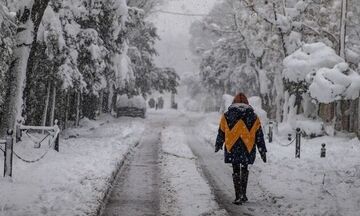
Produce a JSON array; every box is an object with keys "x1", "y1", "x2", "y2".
[
  {"x1": 335, "y1": 101, "x2": 342, "y2": 131},
  {"x1": 273, "y1": 2, "x2": 288, "y2": 57},
  {"x1": 64, "y1": 92, "x2": 70, "y2": 129},
  {"x1": 75, "y1": 92, "x2": 81, "y2": 127},
  {"x1": 348, "y1": 100, "x2": 355, "y2": 132},
  {"x1": 108, "y1": 85, "x2": 114, "y2": 114},
  {"x1": 0, "y1": 0, "x2": 50, "y2": 136},
  {"x1": 275, "y1": 73, "x2": 284, "y2": 123},
  {"x1": 50, "y1": 84, "x2": 56, "y2": 126},
  {"x1": 98, "y1": 90, "x2": 104, "y2": 115},
  {"x1": 331, "y1": 0, "x2": 348, "y2": 133},
  {"x1": 358, "y1": 98, "x2": 360, "y2": 137},
  {"x1": 41, "y1": 82, "x2": 51, "y2": 133},
  {"x1": 282, "y1": 91, "x2": 290, "y2": 123},
  {"x1": 340, "y1": 0, "x2": 347, "y2": 58}
]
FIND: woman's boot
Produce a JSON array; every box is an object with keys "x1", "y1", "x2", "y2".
[
  {"x1": 240, "y1": 168, "x2": 249, "y2": 202},
  {"x1": 232, "y1": 173, "x2": 242, "y2": 205}
]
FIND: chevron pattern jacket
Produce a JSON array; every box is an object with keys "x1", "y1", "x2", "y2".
[{"x1": 215, "y1": 103, "x2": 267, "y2": 165}]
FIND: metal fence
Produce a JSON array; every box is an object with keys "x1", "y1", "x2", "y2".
[{"x1": 1, "y1": 120, "x2": 60, "y2": 178}]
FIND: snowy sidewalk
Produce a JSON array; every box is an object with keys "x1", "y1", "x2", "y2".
[{"x1": 0, "y1": 116, "x2": 145, "y2": 216}]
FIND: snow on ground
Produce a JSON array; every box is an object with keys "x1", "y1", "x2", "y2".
[
  {"x1": 0, "y1": 115, "x2": 145, "y2": 216},
  {"x1": 197, "y1": 112, "x2": 360, "y2": 216},
  {"x1": 160, "y1": 124, "x2": 228, "y2": 216}
]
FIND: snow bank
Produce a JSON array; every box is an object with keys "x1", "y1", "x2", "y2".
[
  {"x1": 308, "y1": 62, "x2": 360, "y2": 103},
  {"x1": 160, "y1": 126, "x2": 227, "y2": 216},
  {"x1": 276, "y1": 114, "x2": 325, "y2": 137},
  {"x1": 258, "y1": 135, "x2": 360, "y2": 216},
  {"x1": 78, "y1": 117, "x2": 100, "y2": 128},
  {"x1": 0, "y1": 116, "x2": 144, "y2": 216},
  {"x1": 294, "y1": 119, "x2": 324, "y2": 137},
  {"x1": 283, "y1": 42, "x2": 344, "y2": 82}
]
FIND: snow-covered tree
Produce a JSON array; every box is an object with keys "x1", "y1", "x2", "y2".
[
  {"x1": 192, "y1": 0, "x2": 359, "y2": 131},
  {"x1": 125, "y1": 7, "x2": 179, "y2": 97},
  {"x1": 191, "y1": 0, "x2": 283, "y2": 118},
  {"x1": 0, "y1": 4, "x2": 15, "y2": 107},
  {"x1": 0, "y1": 0, "x2": 50, "y2": 135}
]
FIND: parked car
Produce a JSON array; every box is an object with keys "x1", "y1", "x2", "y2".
[{"x1": 116, "y1": 95, "x2": 146, "y2": 118}]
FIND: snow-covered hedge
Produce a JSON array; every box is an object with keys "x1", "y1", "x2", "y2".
[
  {"x1": 283, "y1": 42, "x2": 344, "y2": 82},
  {"x1": 294, "y1": 119, "x2": 324, "y2": 137},
  {"x1": 308, "y1": 63, "x2": 360, "y2": 103},
  {"x1": 284, "y1": 42, "x2": 360, "y2": 103}
]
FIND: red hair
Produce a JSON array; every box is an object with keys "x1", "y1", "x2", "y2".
[{"x1": 232, "y1": 93, "x2": 249, "y2": 105}]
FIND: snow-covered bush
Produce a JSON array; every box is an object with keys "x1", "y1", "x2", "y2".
[
  {"x1": 284, "y1": 42, "x2": 360, "y2": 105},
  {"x1": 308, "y1": 62, "x2": 360, "y2": 103},
  {"x1": 283, "y1": 42, "x2": 344, "y2": 83},
  {"x1": 282, "y1": 42, "x2": 349, "y2": 123},
  {"x1": 294, "y1": 119, "x2": 324, "y2": 137}
]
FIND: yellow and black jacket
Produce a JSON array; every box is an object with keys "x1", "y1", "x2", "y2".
[{"x1": 215, "y1": 103, "x2": 267, "y2": 165}]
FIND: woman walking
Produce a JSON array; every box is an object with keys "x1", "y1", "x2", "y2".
[{"x1": 215, "y1": 93, "x2": 267, "y2": 205}]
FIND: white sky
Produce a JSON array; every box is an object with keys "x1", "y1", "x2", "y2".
[{"x1": 149, "y1": 0, "x2": 217, "y2": 78}]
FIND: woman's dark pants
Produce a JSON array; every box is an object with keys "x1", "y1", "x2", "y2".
[{"x1": 232, "y1": 164, "x2": 249, "y2": 204}]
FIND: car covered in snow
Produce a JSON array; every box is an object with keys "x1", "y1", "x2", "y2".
[{"x1": 116, "y1": 95, "x2": 146, "y2": 118}]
